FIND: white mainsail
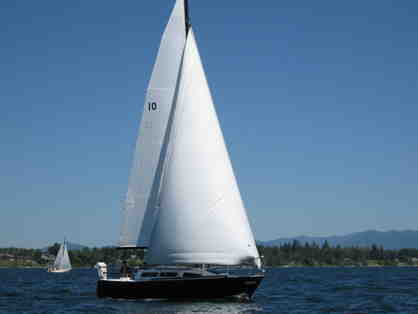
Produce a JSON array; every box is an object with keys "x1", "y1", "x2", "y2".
[
  {"x1": 119, "y1": 0, "x2": 260, "y2": 268},
  {"x1": 146, "y1": 29, "x2": 260, "y2": 267},
  {"x1": 119, "y1": 0, "x2": 187, "y2": 248},
  {"x1": 53, "y1": 242, "x2": 72, "y2": 271}
]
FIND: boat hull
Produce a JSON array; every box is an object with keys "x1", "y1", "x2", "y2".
[
  {"x1": 97, "y1": 275, "x2": 264, "y2": 300},
  {"x1": 47, "y1": 269, "x2": 71, "y2": 273}
]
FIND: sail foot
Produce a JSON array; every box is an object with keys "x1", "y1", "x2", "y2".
[{"x1": 147, "y1": 252, "x2": 259, "y2": 267}]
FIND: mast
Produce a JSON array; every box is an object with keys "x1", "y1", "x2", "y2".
[{"x1": 185, "y1": 0, "x2": 190, "y2": 34}]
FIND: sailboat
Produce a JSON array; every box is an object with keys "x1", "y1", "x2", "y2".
[
  {"x1": 48, "y1": 240, "x2": 72, "y2": 273},
  {"x1": 95, "y1": 0, "x2": 264, "y2": 299}
]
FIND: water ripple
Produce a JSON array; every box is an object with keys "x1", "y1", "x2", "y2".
[{"x1": 1, "y1": 267, "x2": 418, "y2": 313}]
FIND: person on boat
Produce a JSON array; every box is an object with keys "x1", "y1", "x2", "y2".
[{"x1": 120, "y1": 260, "x2": 132, "y2": 278}]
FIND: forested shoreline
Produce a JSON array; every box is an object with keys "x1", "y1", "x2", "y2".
[
  {"x1": 1, "y1": 241, "x2": 418, "y2": 268},
  {"x1": 258, "y1": 240, "x2": 418, "y2": 267}
]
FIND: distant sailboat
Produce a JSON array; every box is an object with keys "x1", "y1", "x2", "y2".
[
  {"x1": 48, "y1": 240, "x2": 72, "y2": 273},
  {"x1": 96, "y1": 0, "x2": 264, "y2": 299}
]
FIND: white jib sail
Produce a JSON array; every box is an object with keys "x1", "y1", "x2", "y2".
[
  {"x1": 119, "y1": 0, "x2": 187, "y2": 248},
  {"x1": 54, "y1": 242, "x2": 72, "y2": 271},
  {"x1": 146, "y1": 29, "x2": 260, "y2": 267}
]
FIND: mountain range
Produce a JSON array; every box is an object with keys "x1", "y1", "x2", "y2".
[
  {"x1": 259, "y1": 230, "x2": 418, "y2": 250},
  {"x1": 34, "y1": 230, "x2": 418, "y2": 251}
]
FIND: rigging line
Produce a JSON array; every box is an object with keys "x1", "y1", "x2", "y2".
[
  {"x1": 145, "y1": 44, "x2": 188, "y2": 246},
  {"x1": 153, "y1": 28, "x2": 193, "y2": 211}
]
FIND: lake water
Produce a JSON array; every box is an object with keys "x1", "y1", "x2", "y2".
[{"x1": 1, "y1": 267, "x2": 418, "y2": 313}]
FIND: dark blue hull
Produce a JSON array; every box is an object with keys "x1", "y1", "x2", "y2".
[{"x1": 97, "y1": 275, "x2": 264, "y2": 300}]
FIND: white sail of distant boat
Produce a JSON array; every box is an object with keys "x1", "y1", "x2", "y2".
[
  {"x1": 48, "y1": 240, "x2": 71, "y2": 273},
  {"x1": 96, "y1": 0, "x2": 263, "y2": 300}
]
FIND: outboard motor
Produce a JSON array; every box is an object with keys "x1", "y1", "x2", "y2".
[{"x1": 95, "y1": 262, "x2": 107, "y2": 280}]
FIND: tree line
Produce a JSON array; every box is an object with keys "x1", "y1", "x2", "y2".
[
  {"x1": 1, "y1": 241, "x2": 418, "y2": 267},
  {"x1": 0, "y1": 244, "x2": 144, "y2": 268},
  {"x1": 258, "y1": 240, "x2": 418, "y2": 267}
]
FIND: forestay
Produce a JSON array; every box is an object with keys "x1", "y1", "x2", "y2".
[
  {"x1": 146, "y1": 30, "x2": 261, "y2": 267},
  {"x1": 119, "y1": 0, "x2": 187, "y2": 248}
]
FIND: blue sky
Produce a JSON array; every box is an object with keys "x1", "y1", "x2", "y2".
[{"x1": 1, "y1": 1, "x2": 417, "y2": 248}]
